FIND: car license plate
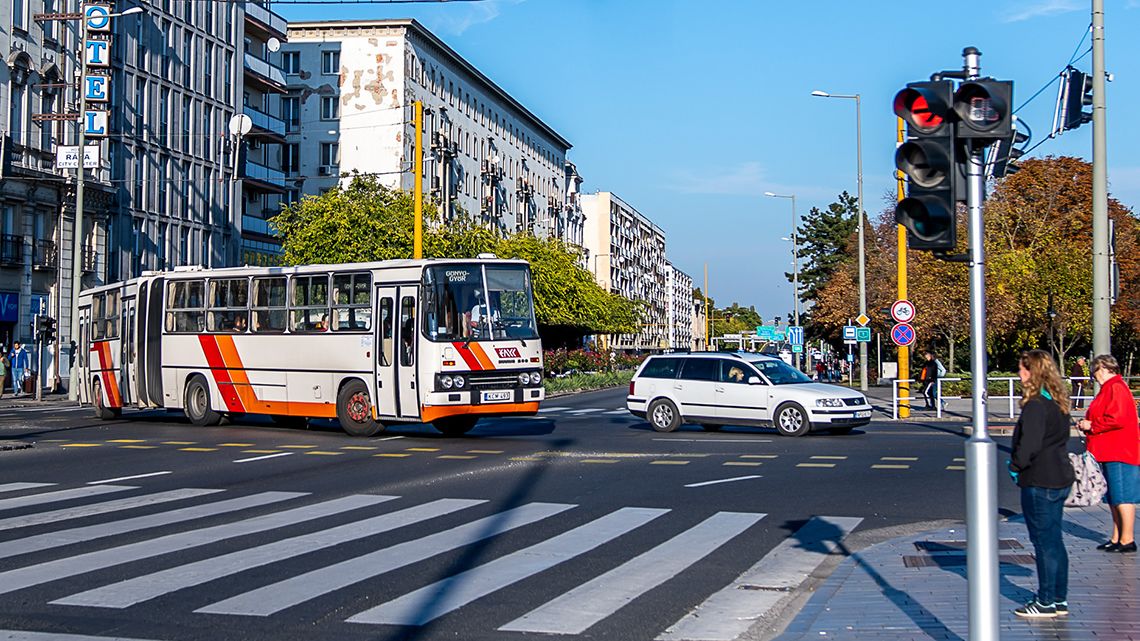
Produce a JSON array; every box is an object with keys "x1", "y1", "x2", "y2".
[
  {"x1": 482, "y1": 390, "x2": 513, "y2": 403},
  {"x1": 854, "y1": 410, "x2": 871, "y2": 419}
]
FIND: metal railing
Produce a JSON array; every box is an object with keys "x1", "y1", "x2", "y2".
[
  {"x1": 891, "y1": 375, "x2": 1132, "y2": 419},
  {"x1": 241, "y1": 158, "x2": 286, "y2": 189},
  {"x1": 0, "y1": 235, "x2": 22, "y2": 265},
  {"x1": 243, "y1": 52, "x2": 286, "y2": 88},
  {"x1": 244, "y1": 0, "x2": 288, "y2": 38},
  {"x1": 32, "y1": 239, "x2": 57, "y2": 269},
  {"x1": 244, "y1": 106, "x2": 286, "y2": 138}
]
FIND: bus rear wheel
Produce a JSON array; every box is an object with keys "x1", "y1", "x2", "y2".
[
  {"x1": 92, "y1": 379, "x2": 121, "y2": 420},
  {"x1": 185, "y1": 376, "x2": 222, "y2": 427},
  {"x1": 337, "y1": 380, "x2": 383, "y2": 437},
  {"x1": 433, "y1": 416, "x2": 478, "y2": 436}
]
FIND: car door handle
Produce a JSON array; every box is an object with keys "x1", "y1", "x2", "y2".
[
  {"x1": 674, "y1": 384, "x2": 683, "y2": 391},
  {"x1": 715, "y1": 386, "x2": 725, "y2": 392}
]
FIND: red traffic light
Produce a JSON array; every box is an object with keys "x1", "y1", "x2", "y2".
[{"x1": 893, "y1": 82, "x2": 953, "y2": 134}]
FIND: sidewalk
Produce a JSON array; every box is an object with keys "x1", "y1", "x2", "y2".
[
  {"x1": 774, "y1": 503, "x2": 1138, "y2": 641},
  {"x1": 859, "y1": 385, "x2": 1089, "y2": 427},
  {"x1": 0, "y1": 391, "x2": 76, "y2": 411}
]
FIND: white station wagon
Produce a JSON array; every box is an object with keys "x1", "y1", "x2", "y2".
[{"x1": 626, "y1": 352, "x2": 872, "y2": 436}]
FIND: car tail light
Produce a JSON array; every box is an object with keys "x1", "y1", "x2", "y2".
[{"x1": 629, "y1": 381, "x2": 635, "y2": 395}]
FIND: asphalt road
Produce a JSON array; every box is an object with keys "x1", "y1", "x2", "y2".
[{"x1": 0, "y1": 387, "x2": 1021, "y2": 641}]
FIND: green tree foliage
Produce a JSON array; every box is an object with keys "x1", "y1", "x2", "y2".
[
  {"x1": 792, "y1": 191, "x2": 859, "y2": 304},
  {"x1": 270, "y1": 174, "x2": 641, "y2": 335}
]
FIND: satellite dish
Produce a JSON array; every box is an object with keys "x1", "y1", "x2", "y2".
[
  {"x1": 228, "y1": 113, "x2": 253, "y2": 136},
  {"x1": 267, "y1": 37, "x2": 281, "y2": 53}
]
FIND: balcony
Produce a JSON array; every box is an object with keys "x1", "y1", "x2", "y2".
[
  {"x1": 244, "y1": 106, "x2": 287, "y2": 143},
  {"x1": 244, "y1": 1, "x2": 288, "y2": 40},
  {"x1": 241, "y1": 158, "x2": 286, "y2": 193},
  {"x1": 82, "y1": 248, "x2": 97, "y2": 274},
  {"x1": 241, "y1": 214, "x2": 279, "y2": 237},
  {"x1": 33, "y1": 240, "x2": 57, "y2": 270},
  {"x1": 243, "y1": 52, "x2": 287, "y2": 93},
  {"x1": 0, "y1": 235, "x2": 22, "y2": 266}
]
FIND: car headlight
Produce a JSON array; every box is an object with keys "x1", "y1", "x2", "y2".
[
  {"x1": 815, "y1": 398, "x2": 844, "y2": 408},
  {"x1": 440, "y1": 375, "x2": 454, "y2": 390},
  {"x1": 453, "y1": 375, "x2": 465, "y2": 389},
  {"x1": 518, "y1": 372, "x2": 530, "y2": 386},
  {"x1": 530, "y1": 371, "x2": 542, "y2": 385}
]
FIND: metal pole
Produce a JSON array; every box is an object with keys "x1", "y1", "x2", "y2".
[
  {"x1": 962, "y1": 45, "x2": 1000, "y2": 641},
  {"x1": 896, "y1": 117, "x2": 911, "y2": 418},
  {"x1": 792, "y1": 194, "x2": 800, "y2": 370},
  {"x1": 704, "y1": 263, "x2": 710, "y2": 351},
  {"x1": 413, "y1": 100, "x2": 424, "y2": 259},
  {"x1": 67, "y1": 10, "x2": 89, "y2": 401},
  {"x1": 855, "y1": 94, "x2": 868, "y2": 392},
  {"x1": 1091, "y1": 0, "x2": 1110, "y2": 358}
]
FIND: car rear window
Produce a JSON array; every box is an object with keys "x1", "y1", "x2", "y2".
[
  {"x1": 640, "y1": 357, "x2": 681, "y2": 379},
  {"x1": 678, "y1": 358, "x2": 720, "y2": 382}
]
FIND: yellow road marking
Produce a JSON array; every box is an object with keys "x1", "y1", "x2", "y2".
[
  {"x1": 60, "y1": 443, "x2": 102, "y2": 448},
  {"x1": 340, "y1": 446, "x2": 378, "y2": 451},
  {"x1": 374, "y1": 453, "x2": 411, "y2": 458},
  {"x1": 406, "y1": 447, "x2": 440, "y2": 452},
  {"x1": 107, "y1": 439, "x2": 146, "y2": 443},
  {"x1": 119, "y1": 445, "x2": 158, "y2": 450},
  {"x1": 872, "y1": 464, "x2": 911, "y2": 470},
  {"x1": 796, "y1": 463, "x2": 836, "y2": 468},
  {"x1": 279, "y1": 445, "x2": 318, "y2": 449},
  {"x1": 305, "y1": 451, "x2": 342, "y2": 456},
  {"x1": 810, "y1": 456, "x2": 848, "y2": 460},
  {"x1": 217, "y1": 443, "x2": 255, "y2": 447},
  {"x1": 880, "y1": 456, "x2": 918, "y2": 461},
  {"x1": 946, "y1": 465, "x2": 966, "y2": 471},
  {"x1": 724, "y1": 461, "x2": 762, "y2": 467},
  {"x1": 651, "y1": 460, "x2": 690, "y2": 465},
  {"x1": 740, "y1": 454, "x2": 779, "y2": 459},
  {"x1": 162, "y1": 441, "x2": 196, "y2": 445},
  {"x1": 180, "y1": 447, "x2": 218, "y2": 452},
  {"x1": 467, "y1": 449, "x2": 503, "y2": 454},
  {"x1": 241, "y1": 449, "x2": 282, "y2": 454},
  {"x1": 953, "y1": 457, "x2": 965, "y2": 462},
  {"x1": 581, "y1": 459, "x2": 620, "y2": 464},
  {"x1": 41, "y1": 439, "x2": 70, "y2": 442},
  {"x1": 439, "y1": 455, "x2": 477, "y2": 460}
]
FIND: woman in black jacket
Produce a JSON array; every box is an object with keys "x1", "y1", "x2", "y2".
[{"x1": 1009, "y1": 350, "x2": 1075, "y2": 618}]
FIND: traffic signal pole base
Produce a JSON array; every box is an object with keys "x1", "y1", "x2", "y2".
[{"x1": 965, "y1": 437, "x2": 1000, "y2": 641}]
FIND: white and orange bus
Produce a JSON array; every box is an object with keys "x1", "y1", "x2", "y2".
[{"x1": 76, "y1": 257, "x2": 545, "y2": 436}]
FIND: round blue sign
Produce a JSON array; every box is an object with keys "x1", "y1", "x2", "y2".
[{"x1": 891, "y1": 322, "x2": 916, "y2": 347}]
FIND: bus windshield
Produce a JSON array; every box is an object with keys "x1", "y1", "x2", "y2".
[{"x1": 423, "y1": 263, "x2": 539, "y2": 342}]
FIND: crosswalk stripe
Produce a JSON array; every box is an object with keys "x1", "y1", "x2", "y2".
[
  {"x1": 198, "y1": 501, "x2": 576, "y2": 617},
  {"x1": 0, "y1": 491, "x2": 306, "y2": 562},
  {"x1": 0, "y1": 629, "x2": 161, "y2": 641},
  {"x1": 0, "y1": 483, "x2": 55, "y2": 494},
  {"x1": 566, "y1": 408, "x2": 604, "y2": 414},
  {"x1": 0, "y1": 488, "x2": 223, "y2": 533},
  {"x1": 658, "y1": 515, "x2": 863, "y2": 641},
  {"x1": 0, "y1": 485, "x2": 134, "y2": 513},
  {"x1": 53, "y1": 497, "x2": 484, "y2": 609},
  {"x1": 346, "y1": 507, "x2": 670, "y2": 626},
  {"x1": 604, "y1": 409, "x2": 629, "y2": 415},
  {"x1": 537, "y1": 407, "x2": 568, "y2": 413},
  {"x1": 0, "y1": 494, "x2": 390, "y2": 597},
  {"x1": 500, "y1": 511, "x2": 765, "y2": 635}
]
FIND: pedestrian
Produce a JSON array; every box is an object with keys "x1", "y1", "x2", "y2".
[
  {"x1": 9, "y1": 342, "x2": 29, "y2": 398},
  {"x1": 1076, "y1": 354, "x2": 1139, "y2": 554},
  {"x1": 815, "y1": 360, "x2": 825, "y2": 381},
  {"x1": 918, "y1": 351, "x2": 939, "y2": 410},
  {"x1": 1009, "y1": 350, "x2": 1074, "y2": 618},
  {"x1": 0, "y1": 343, "x2": 8, "y2": 399},
  {"x1": 1070, "y1": 356, "x2": 1088, "y2": 410}
]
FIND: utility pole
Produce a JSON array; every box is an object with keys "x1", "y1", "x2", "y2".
[
  {"x1": 413, "y1": 100, "x2": 424, "y2": 259},
  {"x1": 703, "y1": 263, "x2": 710, "y2": 351},
  {"x1": 855, "y1": 94, "x2": 867, "y2": 392},
  {"x1": 1091, "y1": 0, "x2": 1110, "y2": 358},
  {"x1": 67, "y1": 9, "x2": 90, "y2": 401},
  {"x1": 896, "y1": 117, "x2": 910, "y2": 419}
]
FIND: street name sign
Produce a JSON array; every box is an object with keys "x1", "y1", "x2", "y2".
[
  {"x1": 891, "y1": 299, "x2": 917, "y2": 323},
  {"x1": 891, "y1": 322, "x2": 916, "y2": 347}
]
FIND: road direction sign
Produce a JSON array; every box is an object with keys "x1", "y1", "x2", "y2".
[
  {"x1": 855, "y1": 327, "x2": 872, "y2": 342},
  {"x1": 890, "y1": 299, "x2": 917, "y2": 323},
  {"x1": 792, "y1": 344, "x2": 803, "y2": 353},
  {"x1": 842, "y1": 325, "x2": 857, "y2": 341},
  {"x1": 856, "y1": 314, "x2": 871, "y2": 327},
  {"x1": 787, "y1": 326, "x2": 804, "y2": 346},
  {"x1": 891, "y1": 322, "x2": 916, "y2": 347},
  {"x1": 756, "y1": 325, "x2": 786, "y2": 341}
]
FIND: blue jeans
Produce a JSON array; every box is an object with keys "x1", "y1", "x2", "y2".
[
  {"x1": 1021, "y1": 486, "x2": 1070, "y2": 604},
  {"x1": 11, "y1": 368, "x2": 23, "y2": 395}
]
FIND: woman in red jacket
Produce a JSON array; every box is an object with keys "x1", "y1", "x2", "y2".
[{"x1": 1077, "y1": 354, "x2": 1140, "y2": 553}]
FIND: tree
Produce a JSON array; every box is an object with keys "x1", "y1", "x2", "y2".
[{"x1": 791, "y1": 191, "x2": 859, "y2": 304}]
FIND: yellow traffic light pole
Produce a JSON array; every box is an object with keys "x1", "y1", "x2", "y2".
[
  {"x1": 413, "y1": 100, "x2": 424, "y2": 259},
  {"x1": 896, "y1": 117, "x2": 910, "y2": 418}
]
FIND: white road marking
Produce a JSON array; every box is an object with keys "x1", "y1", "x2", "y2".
[
  {"x1": 653, "y1": 438, "x2": 773, "y2": 443},
  {"x1": 684, "y1": 475, "x2": 762, "y2": 488},
  {"x1": 658, "y1": 515, "x2": 863, "y2": 641},
  {"x1": 233, "y1": 452, "x2": 294, "y2": 463},
  {"x1": 0, "y1": 485, "x2": 134, "y2": 512},
  {"x1": 537, "y1": 407, "x2": 568, "y2": 413},
  {"x1": 346, "y1": 507, "x2": 670, "y2": 626},
  {"x1": 86, "y1": 471, "x2": 171, "y2": 485},
  {"x1": 0, "y1": 629, "x2": 161, "y2": 641},
  {"x1": 372, "y1": 435, "x2": 405, "y2": 441},
  {"x1": 566, "y1": 408, "x2": 604, "y2": 414},
  {"x1": 0, "y1": 488, "x2": 222, "y2": 533},
  {"x1": 604, "y1": 409, "x2": 630, "y2": 415},
  {"x1": 501, "y1": 511, "x2": 765, "y2": 634},
  {"x1": 0, "y1": 483, "x2": 55, "y2": 494}
]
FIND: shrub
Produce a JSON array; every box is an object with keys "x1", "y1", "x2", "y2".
[{"x1": 543, "y1": 348, "x2": 646, "y2": 377}]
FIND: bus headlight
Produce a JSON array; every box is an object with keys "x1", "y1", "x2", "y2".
[
  {"x1": 452, "y1": 375, "x2": 465, "y2": 389},
  {"x1": 529, "y1": 372, "x2": 542, "y2": 385},
  {"x1": 440, "y1": 375, "x2": 454, "y2": 390},
  {"x1": 518, "y1": 372, "x2": 530, "y2": 386}
]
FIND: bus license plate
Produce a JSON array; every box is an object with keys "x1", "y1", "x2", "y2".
[
  {"x1": 854, "y1": 410, "x2": 871, "y2": 419},
  {"x1": 482, "y1": 390, "x2": 513, "y2": 403}
]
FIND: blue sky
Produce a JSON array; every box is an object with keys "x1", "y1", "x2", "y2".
[{"x1": 276, "y1": 0, "x2": 1140, "y2": 318}]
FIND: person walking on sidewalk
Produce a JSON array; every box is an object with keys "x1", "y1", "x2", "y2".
[
  {"x1": 0, "y1": 344, "x2": 8, "y2": 399},
  {"x1": 1071, "y1": 356, "x2": 1088, "y2": 409},
  {"x1": 1009, "y1": 349, "x2": 1075, "y2": 618},
  {"x1": 918, "y1": 351, "x2": 939, "y2": 410},
  {"x1": 1077, "y1": 354, "x2": 1140, "y2": 554},
  {"x1": 8, "y1": 342, "x2": 29, "y2": 397}
]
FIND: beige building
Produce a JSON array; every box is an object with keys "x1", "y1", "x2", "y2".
[{"x1": 666, "y1": 262, "x2": 693, "y2": 350}]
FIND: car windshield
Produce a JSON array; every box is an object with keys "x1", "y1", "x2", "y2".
[
  {"x1": 749, "y1": 358, "x2": 813, "y2": 385},
  {"x1": 422, "y1": 263, "x2": 539, "y2": 342}
]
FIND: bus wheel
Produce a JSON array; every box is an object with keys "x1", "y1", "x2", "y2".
[
  {"x1": 433, "y1": 416, "x2": 478, "y2": 436},
  {"x1": 185, "y1": 376, "x2": 222, "y2": 427},
  {"x1": 337, "y1": 380, "x2": 382, "y2": 437},
  {"x1": 92, "y1": 379, "x2": 121, "y2": 420}
]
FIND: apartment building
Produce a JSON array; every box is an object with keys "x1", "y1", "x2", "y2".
[
  {"x1": 581, "y1": 192, "x2": 667, "y2": 352},
  {"x1": 692, "y1": 297, "x2": 707, "y2": 352},
  {"x1": 665, "y1": 262, "x2": 693, "y2": 351},
  {"x1": 280, "y1": 19, "x2": 584, "y2": 247},
  {"x1": 1, "y1": 0, "x2": 287, "y2": 382}
]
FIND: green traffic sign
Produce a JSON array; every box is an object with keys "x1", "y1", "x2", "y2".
[
  {"x1": 855, "y1": 327, "x2": 872, "y2": 342},
  {"x1": 792, "y1": 344, "x2": 803, "y2": 353}
]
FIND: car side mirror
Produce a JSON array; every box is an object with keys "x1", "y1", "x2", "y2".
[{"x1": 747, "y1": 376, "x2": 763, "y2": 385}]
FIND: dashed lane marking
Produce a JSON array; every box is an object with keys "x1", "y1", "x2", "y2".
[
  {"x1": 279, "y1": 445, "x2": 318, "y2": 450},
  {"x1": 684, "y1": 475, "x2": 762, "y2": 488},
  {"x1": 723, "y1": 462, "x2": 762, "y2": 467},
  {"x1": 374, "y1": 453, "x2": 411, "y2": 458},
  {"x1": 59, "y1": 444, "x2": 102, "y2": 448},
  {"x1": 871, "y1": 464, "x2": 910, "y2": 470},
  {"x1": 796, "y1": 463, "x2": 836, "y2": 468},
  {"x1": 216, "y1": 443, "x2": 255, "y2": 448},
  {"x1": 340, "y1": 446, "x2": 378, "y2": 451},
  {"x1": 880, "y1": 456, "x2": 918, "y2": 461},
  {"x1": 240, "y1": 449, "x2": 282, "y2": 454},
  {"x1": 234, "y1": 452, "x2": 294, "y2": 463},
  {"x1": 406, "y1": 447, "x2": 440, "y2": 452},
  {"x1": 304, "y1": 451, "x2": 343, "y2": 456},
  {"x1": 651, "y1": 460, "x2": 690, "y2": 465},
  {"x1": 439, "y1": 455, "x2": 477, "y2": 460},
  {"x1": 86, "y1": 472, "x2": 171, "y2": 485},
  {"x1": 653, "y1": 438, "x2": 773, "y2": 443},
  {"x1": 119, "y1": 446, "x2": 158, "y2": 450},
  {"x1": 179, "y1": 448, "x2": 218, "y2": 453},
  {"x1": 810, "y1": 456, "x2": 848, "y2": 460},
  {"x1": 946, "y1": 465, "x2": 966, "y2": 471},
  {"x1": 581, "y1": 459, "x2": 620, "y2": 464},
  {"x1": 161, "y1": 441, "x2": 195, "y2": 446},
  {"x1": 467, "y1": 449, "x2": 503, "y2": 454},
  {"x1": 740, "y1": 455, "x2": 778, "y2": 459}
]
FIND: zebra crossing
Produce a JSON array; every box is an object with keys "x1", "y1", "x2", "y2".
[{"x1": 0, "y1": 481, "x2": 862, "y2": 640}]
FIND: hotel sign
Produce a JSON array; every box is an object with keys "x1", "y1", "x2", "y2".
[{"x1": 82, "y1": 4, "x2": 112, "y2": 138}]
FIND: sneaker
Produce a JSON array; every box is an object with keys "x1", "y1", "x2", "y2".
[
  {"x1": 1052, "y1": 601, "x2": 1069, "y2": 616},
  {"x1": 1014, "y1": 600, "x2": 1057, "y2": 618}
]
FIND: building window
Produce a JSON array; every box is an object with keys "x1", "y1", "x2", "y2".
[
  {"x1": 42, "y1": 0, "x2": 55, "y2": 39},
  {"x1": 159, "y1": 87, "x2": 169, "y2": 143},
  {"x1": 321, "y1": 50, "x2": 339, "y2": 75},
  {"x1": 183, "y1": 33, "x2": 192, "y2": 86},
  {"x1": 180, "y1": 227, "x2": 190, "y2": 266},
  {"x1": 281, "y1": 96, "x2": 299, "y2": 131},
  {"x1": 181, "y1": 97, "x2": 191, "y2": 152},
  {"x1": 9, "y1": 83, "x2": 25, "y2": 146},
  {"x1": 282, "y1": 143, "x2": 299, "y2": 174},
  {"x1": 135, "y1": 19, "x2": 145, "y2": 69},
  {"x1": 283, "y1": 51, "x2": 300, "y2": 74},
  {"x1": 320, "y1": 142, "x2": 339, "y2": 171},
  {"x1": 320, "y1": 96, "x2": 339, "y2": 120},
  {"x1": 204, "y1": 43, "x2": 214, "y2": 92},
  {"x1": 157, "y1": 222, "x2": 168, "y2": 270},
  {"x1": 224, "y1": 52, "x2": 233, "y2": 103},
  {"x1": 12, "y1": 0, "x2": 26, "y2": 31}
]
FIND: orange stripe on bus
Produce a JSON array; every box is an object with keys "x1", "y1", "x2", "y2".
[
  {"x1": 469, "y1": 343, "x2": 496, "y2": 370},
  {"x1": 208, "y1": 335, "x2": 335, "y2": 418},
  {"x1": 421, "y1": 402, "x2": 539, "y2": 423}
]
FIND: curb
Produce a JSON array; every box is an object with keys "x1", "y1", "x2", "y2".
[{"x1": 0, "y1": 440, "x2": 34, "y2": 451}]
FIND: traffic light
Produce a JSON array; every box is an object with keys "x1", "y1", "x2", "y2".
[
  {"x1": 992, "y1": 119, "x2": 1028, "y2": 179},
  {"x1": 1061, "y1": 67, "x2": 1092, "y2": 131},
  {"x1": 951, "y1": 80, "x2": 1013, "y2": 142},
  {"x1": 42, "y1": 316, "x2": 57, "y2": 344},
  {"x1": 893, "y1": 80, "x2": 960, "y2": 252}
]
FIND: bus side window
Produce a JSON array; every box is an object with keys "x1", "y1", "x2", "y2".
[
  {"x1": 399, "y1": 296, "x2": 415, "y2": 367},
  {"x1": 251, "y1": 277, "x2": 287, "y2": 333},
  {"x1": 379, "y1": 298, "x2": 393, "y2": 366}
]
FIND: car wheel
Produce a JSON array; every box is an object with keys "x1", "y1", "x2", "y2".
[
  {"x1": 774, "y1": 402, "x2": 810, "y2": 437},
  {"x1": 829, "y1": 426, "x2": 855, "y2": 435},
  {"x1": 700, "y1": 424, "x2": 722, "y2": 432},
  {"x1": 92, "y1": 379, "x2": 121, "y2": 420},
  {"x1": 648, "y1": 398, "x2": 681, "y2": 433},
  {"x1": 434, "y1": 416, "x2": 478, "y2": 436},
  {"x1": 337, "y1": 380, "x2": 384, "y2": 437},
  {"x1": 185, "y1": 376, "x2": 222, "y2": 426}
]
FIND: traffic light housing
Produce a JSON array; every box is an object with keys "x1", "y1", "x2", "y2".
[
  {"x1": 952, "y1": 80, "x2": 1013, "y2": 141},
  {"x1": 42, "y1": 316, "x2": 57, "y2": 344},
  {"x1": 1061, "y1": 67, "x2": 1092, "y2": 131},
  {"x1": 893, "y1": 80, "x2": 960, "y2": 252}
]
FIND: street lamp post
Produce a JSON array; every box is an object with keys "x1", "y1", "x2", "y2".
[
  {"x1": 812, "y1": 90, "x2": 867, "y2": 391},
  {"x1": 765, "y1": 191, "x2": 800, "y2": 370}
]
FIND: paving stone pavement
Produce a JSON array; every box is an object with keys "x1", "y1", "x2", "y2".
[{"x1": 774, "y1": 503, "x2": 1140, "y2": 641}]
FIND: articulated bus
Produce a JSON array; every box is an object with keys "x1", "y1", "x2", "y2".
[{"x1": 77, "y1": 257, "x2": 545, "y2": 436}]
